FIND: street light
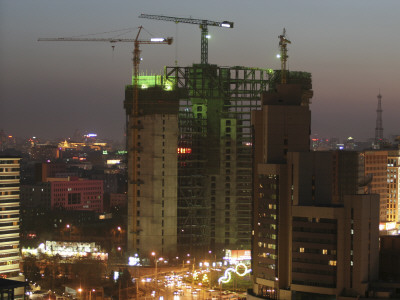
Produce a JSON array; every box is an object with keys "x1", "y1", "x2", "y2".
[
  {"x1": 151, "y1": 252, "x2": 163, "y2": 293},
  {"x1": 89, "y1": 288, "x2": 95, "y2": 300}
]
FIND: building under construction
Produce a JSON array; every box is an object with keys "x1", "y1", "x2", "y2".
[{"x1": 124, "y1": 63, "x2": 312, "y2": 259}]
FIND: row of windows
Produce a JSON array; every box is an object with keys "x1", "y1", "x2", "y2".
[
  {"x1": 0, "y1": 206, "x2": 19, "y2": 212},
  {"x1": 209, "y1": 218, "x2": 231, "y2": 224},
  {"x1": 0, "y1": 259, "x2": 20, "y2": 266},
  {"x1": 0, "y1": 245, "x2": 17, "y2": 251},
  {"x1": 292, "y1": 227, "x2": 337, "y2": 234},
  {"x1": 258, "y1": 262, "x2": 275, "y2": 270},
  {"x1": 135, "y1": 238, "x2": 165, "y2": 246},
  {"x1": 298, "y1": 247, "x2": 337, "y2": 255},
  {"x1": 0, "y1": 168, "x2": 19, "y2": 172},
  {"x1": 0, "y1": 160, "x2": 19, "y2": 165},
  {"x1": 0, "y1": 191, "x2": 19, "y2": 196},
  {"x1": 291, "y1": 279, "x2": 336, "y2": 289},
  {"x1": 52, "y1": 187, "x2": 101, "y2": 192},
  {"x1": 258, "y1": 252, "x2": 277, "y2": 260},
  {"x1": 136, "y1": 210, "x2": 165, "y2": 218},
  {"x1": 293, "y1": 237, "x2": 336, "y2": 245},
  {"x1": 0, "y1": 176, "x2": 19, "y2": 180},
  {"x1": 292, "y1": 257, "x2": 337, "y2": 266},
  {"x1": 293, "y1": 217, "x2": 337, "y2": 224},
  {"x1": 292, "y1": 267, "x2": 336, "y2": 276},
  {"x1": 0, "y1": 184, "x2": 19, "y2": 188}
]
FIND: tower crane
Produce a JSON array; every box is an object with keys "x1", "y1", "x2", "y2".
[
  {"x1": 39, "y1": 26, "x2": 173, "y2": 255},
  {"x1": 139, "y1": 13, "x2": 234, "y2": 65},
  {"x1": 278, "y1": 28, "x2": 291, "y2": 84},
  {"x1": 38, "y1": 26, "x2": 172, "y2": 89}
]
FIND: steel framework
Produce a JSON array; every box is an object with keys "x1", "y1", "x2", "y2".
[{"x1": 165, "y1": 64, "x2": 272, "y2": 254}]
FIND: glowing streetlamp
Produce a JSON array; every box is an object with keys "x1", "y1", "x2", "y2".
[
  {"x1": 151, "y1": 252, "x2": 163, "y2": 295},
  {"x1": 89, "y1": 288, "x2": 95, "y2": 300}
]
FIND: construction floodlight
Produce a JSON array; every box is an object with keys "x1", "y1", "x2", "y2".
[{"x1": 220, "y1": 21, "x2": 233, "y2": 28}]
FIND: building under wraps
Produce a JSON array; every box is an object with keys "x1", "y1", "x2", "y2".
[{"x1": 124, "y1": 63, "x2": 312, "y2": 259}]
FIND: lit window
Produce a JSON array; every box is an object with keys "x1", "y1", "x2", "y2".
[
  {"x1": 322, "y1": 249, "x2": 328, "y2": 255},
  {"x1": 329, "y1": 260, "x2": 337, "y2": 266},
  {"x1": 299, "y1": 247, "x2": 304, "y2": 253}
]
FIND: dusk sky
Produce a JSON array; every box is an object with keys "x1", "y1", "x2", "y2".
[{"x1": 1, "y1": 0, "x2": 399, "y2": 143}]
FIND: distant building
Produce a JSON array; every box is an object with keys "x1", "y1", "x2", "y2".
[
  {"x1": 0, "y1": 156, "x2": 22, "y2": 278},
  {"x1": 48, "y1": 177, "x2": 103, "y2": 212},
  {"x1": 30, "y1": 144, "x2": 60, "y2": 162},
  {"x1": 109, "y1": 193, "x2": 127, "y2": 208},
  {"x1": 380, "y1": 235, "x2": 400, "y2": 281},
  {"x1": 20, "y1": 182, "x2": 51, "y2": 208},
  {"x1": 363, "y1": 150, "x2": 388, "y2": 223},
  {"x1": 35, "y1": 162, "x2": 67, "y2": 182},
  {"x1": 387, "y1": 150, "x2": 400, "y2": 226}
]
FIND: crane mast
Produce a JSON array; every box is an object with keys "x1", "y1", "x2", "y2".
[
  {"x1": 278, "y1": 28, "x2": 291, "y2": 84},
  {"x1": 139, "y1": 13, "x2": 233, "y2": 64},
  {"x1": 38, "y1": 27, "x2": 173, "y2": 255}
]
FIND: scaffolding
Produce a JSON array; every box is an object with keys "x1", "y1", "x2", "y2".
[
  {"x1": 165, "y1": 64, "x2": 273, "y2": 254},
  {"x1": 124, "y1": 64, "x2": 312, "y2": 257}
]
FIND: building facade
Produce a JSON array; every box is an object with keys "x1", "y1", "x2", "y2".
[
  {"x1": 0, "y1": 156, "x2": 22, "y2": 278},
  {"x1": 363, "y1": 150, "x2": 388, "y2": 223},
  {"x1": 250, "y1": 82, "x2": 380, "y2": 300},
  {"x1": 49, "y1": 177, "x2": 103, "y2": 213},
  {"x1": 387, "y1": 150, "x2": 399, "y2": 225},
  {"x1": 125, "y1": 84, "x2": 179, "y2": 258}
]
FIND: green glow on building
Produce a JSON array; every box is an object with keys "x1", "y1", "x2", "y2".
[{"x1": 131, "y1": 74, "x2": 175, "y2": 91}]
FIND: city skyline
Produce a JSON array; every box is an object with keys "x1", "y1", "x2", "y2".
[{"x1": 1, "y1": 0, "x2": 399, "y2": 141}]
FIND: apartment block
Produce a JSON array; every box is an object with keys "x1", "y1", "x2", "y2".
[{"x1": 0, "y1": 156, "x2": 22, "y2": 278}]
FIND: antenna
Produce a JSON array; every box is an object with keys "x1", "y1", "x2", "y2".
[{"x1": 375, "y1": 91, "x2": 383, "y2": 145}]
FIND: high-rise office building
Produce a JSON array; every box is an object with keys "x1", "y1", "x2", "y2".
[
  {"x1": 387, "y1": 150, "x2": 400, "y2": 225},
  {"x1": 363, "y1": 150, "x2": 388, "y2": 223},
  {"x1": 249, "y1": 82, "x2": 380, "y2": 300},
  {"x1": 0, "y1": 156, "x2": 22, "y2": 278}
]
